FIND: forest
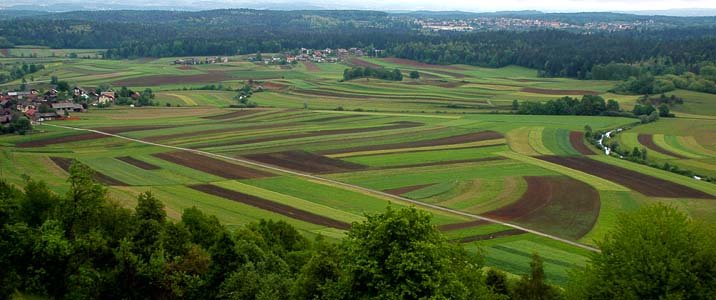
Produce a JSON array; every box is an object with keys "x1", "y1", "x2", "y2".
[{"x1": 1, "y1": 9, "x2": 715, "y2": 83}]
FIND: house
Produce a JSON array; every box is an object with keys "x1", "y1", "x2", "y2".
[
  {"x1": 98, "y1": 91, "x2": 116, "y2": 104},
  {"x1": 0, "y1": 114, "x2": 11, "y2": 124},
  {"x1": 36, "y1": 112, "x2": 59, "y2": 121},
  {"x1": 52, "y1": 102, "x2": 85, "y2": 113}
]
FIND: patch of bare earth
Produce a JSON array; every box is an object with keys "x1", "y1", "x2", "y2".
[
  {"x1": 638, "y1": 134, "x2": 687, "y2": 159},
  {"x1": 538, "y1": 156, "x2": 714, "y2": 199},
  {"x1": 116, "y1": 156, "x2": 160, "y2": 170},
  {"x1": 243, "y1": 150, "x2": 367, "y2": 174},
  {"x1": 321, "y1": 130, "x2": 504, "y2": 155},
  {"x1": 50, "y1": 157, "x2": 128, "y2": 186},
  {"x1": 484, "y1": 176, "x2": 600, "y2": 240},
  {"x1": 189, "y1": 184, "x2": 350, "y2": 229},
  {"x1": 153, "y1": 151, "x2": 274, "y2": 179},
  {"x1": 570, "y1": 131, "x2": 595, "y2": 155}
]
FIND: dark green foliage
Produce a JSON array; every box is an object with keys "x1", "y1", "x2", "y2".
[
  {"x1": 0, "y1": 62, "x2": 44, "y2": 84},
  {"x1": 409, "y1": 70, "x2": 420, "y2": 79},
  {"x1": 343, "y1": 67, "x2": 403, "y2": 81},
  {"x1": 513, "y1": 253, "x2": 561, "y2": 300},
  {"x1": 568, "y1": 204, "x2": 716, "y2": 299},
  {"x1": 486, "y1": 269, "x2": 510, "y2": 296},
  {"x1": 517, "y1": 95, "x2": 617, "y2": 116}
]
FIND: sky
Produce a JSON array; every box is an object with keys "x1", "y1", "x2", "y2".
[
  {"x1": 4, "y1": 0, "x2": 716, "y2": 13},
  {"x1": 313, "y1": 0, "x2": 716, "y2": 12}
]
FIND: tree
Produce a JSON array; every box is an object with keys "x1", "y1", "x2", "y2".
[
  {"x1": 135, "y1": 192, "x2": 166, "y2": 223},
  {"x1": 485, "y1": 269, "x2": 510, "y2": 296},
  {"x1": 658, "y1": 104, "x2": 672, "y2": 117},
  {"x1": 568, "y1": 204, "x2": 716, "y2": 299},
  {"x1": 409, "y1": 70, "x2": 420, "y2": 79},
  {"x1": 512, "y1": 100, "x2": 520, "y2": 111},
  {"x1": 340, "y1": 207, "x2": 494, "y2": 299},
  {"x1": 513, "y1": 253, "x2": 560, "y2": 300}
]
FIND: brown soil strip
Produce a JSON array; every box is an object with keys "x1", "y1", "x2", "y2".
[
  {"x1": 484, "y1": 176, "x2": 601, "y2": 239},
  {"x1": 303, "y1": 61, "x2": 320, "y2": 72},
  {"x1": 538, "y1": 156, "x2": 714, "y2": 199},
  {"x1": 0, "y1": 49, "x2": 9, "y2": 57},
  {"x1": 243, "y1": 150, "x2": 367, "y2": 174},
  {"x1": 379, "y1": 157, "x2": 506, "y2": 169},
  {"x1": 261, "y1": 81, "x2": 288, "y2": 91},
  {"x1": 569, "y1": 131, "x2": 595, "y2": 155},
  {"x1": 303, "y1": 115, "x2": 365, "y2": 123},
  {"x1": 144, "y1": 122, "x2": 297, "y2": 142},
  {"x1": 521, "y1": 87, "x2": 599, "y2": 96},
  {"x1": 116, "y1": 156, "x2": 160, "y2": 170},
  {"x1": 205, "y1": 121, "x2": 423, "y2": 148},
  {"x1": 112, "y1": 70, "x2": 232, "y2": 86},
  {"x1": 153, "y1": 151, "x2": 274, "y2": 179},
  {"x1": 348, "y1": 57, "x2": 382, "y2": 68},
  {"x1": 322, "y1": 130, "x2": 504, "y2": 155},
  {"x1": 637, "y1": 134, "x2": 687, "y2": 159},
  {"x1": 457, "y1": 229, "x2": 526, "y2": 243},
  {"x1": 381, "y1": 58, "x2": 465, "y2": 70},
  {"x1": 438, "y1": 219, "x2": 490, "y2": 231},
  {"x1": 189, "y1": 184, "x2": 350, "y2": 229},
  {"x1": 50, "y1": 157, "x2": 128, "y2": 186},
  {"x1": 202, "y1": 110, "x2": 262, "y2": 120},
  {"x1": 383, "y1": 183, "x2": 435, "y2": 195},
  {"x1": 17, "y1": 133, "x2": 108, "y2": 148}
]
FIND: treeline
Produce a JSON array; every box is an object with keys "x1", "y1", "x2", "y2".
[
  {"x1": 516, "y1": 95, "x2": 622, "y2": 116},
  {"x1": 516, "y1": 94, "x2": 673, "y2": 123},
  {"x1": 2, "y1": 10, "x2": 716, "y2": 79},
  {"x1": 2, "y1": 164, "x2": 715, "y2": 299},
  {"x1": 342, "y1": 67, "x2": 403, "y2": 81},
  {"x1": 0, "y1": 62, "x2": 44, "y2": 84}
]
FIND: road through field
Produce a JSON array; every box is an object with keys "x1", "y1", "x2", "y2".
[{"x1": 40, "y1": 122, "x2": 600, "y2": 253}]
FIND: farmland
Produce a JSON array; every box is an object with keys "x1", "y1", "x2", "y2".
[{"x1": 2, "y1": 53, "x2": 716, "y2": 285}]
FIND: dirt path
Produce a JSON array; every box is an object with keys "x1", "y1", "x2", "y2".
[{"x1": 40, "y1": 122, "x2": 601, "y2": 252}]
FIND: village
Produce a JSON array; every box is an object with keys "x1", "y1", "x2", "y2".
[
  {"x1": 0, "y1": 85, "x2": 130, "y2": 129},
  {"x1": 248, "y1": 47, "x2": 381, "y2": 65}
]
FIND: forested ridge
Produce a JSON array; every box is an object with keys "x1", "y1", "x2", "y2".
[
  {"x1": 0, "y1": 9, "x2": 715, "y2": 80},
  {"x1": 1, "y1": 161, "x2": 715, "y2": 299}
]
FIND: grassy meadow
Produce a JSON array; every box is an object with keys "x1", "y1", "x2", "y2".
[{"x1": 2, "y1": 52, "x2": 716, "y2": 284}]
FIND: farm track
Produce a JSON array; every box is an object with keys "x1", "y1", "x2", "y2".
[
  {"x1": 40, "y1": 123, "x2": 601, "y2": 252},
  {"x1": 190, "y1": 184, "x2": 351, "y2": 230},
  {"x1": 116, "y1": 156, "x2": 160, "y2": 170},
  {"x1": 637, "y1": 134, "x2": 688, "y2": 159},
  {"x1": 569, "y1": 131, "x2": 595, "y2": 155},
  {"x1": 50, "y1": 157, "x2": 129, "y2": 186},
  {"x1": 539, "y1": 156, "x2": 714, "y2": 199}
]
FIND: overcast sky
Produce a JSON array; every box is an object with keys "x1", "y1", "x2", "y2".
[
  {"x1": 5, "y1": 0, "x2": 716, "y2": 12},
  {"x1": 320, "y1": 0, "x2": 716, "y2": 11}
]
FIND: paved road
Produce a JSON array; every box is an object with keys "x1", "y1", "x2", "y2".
[{"x1": 41, "y1": 122, "x2": 600, "y2": 253}]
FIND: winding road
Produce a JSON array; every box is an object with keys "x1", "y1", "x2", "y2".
[{"x1": 40, "y1": 122, "x2": 600, "y2": 253}]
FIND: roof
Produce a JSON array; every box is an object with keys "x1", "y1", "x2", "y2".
[{"x1": 52, "y1": 102, "x2": 83, "y2": 109}]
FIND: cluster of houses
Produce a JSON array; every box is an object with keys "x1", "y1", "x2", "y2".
[
  {"x1": 0, "y1": 87, "x2": 119, "y2": 124},
  {"x1": 251, "y1": 47, "x2": 380, "y2": 65},
  {"x1": 173, "y1": 57, "x2": 230, "y2": 65}
]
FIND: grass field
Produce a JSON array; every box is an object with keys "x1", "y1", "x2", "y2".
[{"x1": 2, "y1": 54, "x2": 716, "y2": 285}]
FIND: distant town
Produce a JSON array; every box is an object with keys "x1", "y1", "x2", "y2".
[{"x1": 413, "y1": 17, "x2": 655, "y2": 32}]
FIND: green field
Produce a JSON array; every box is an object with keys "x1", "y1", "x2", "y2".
[{"x1": 2, "y1": 54, "x2": 716, "y2": 285}]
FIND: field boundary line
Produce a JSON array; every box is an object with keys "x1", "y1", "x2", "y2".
[{"x1": 40, "y1": 122, "x2": 600, "y2": 253}]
